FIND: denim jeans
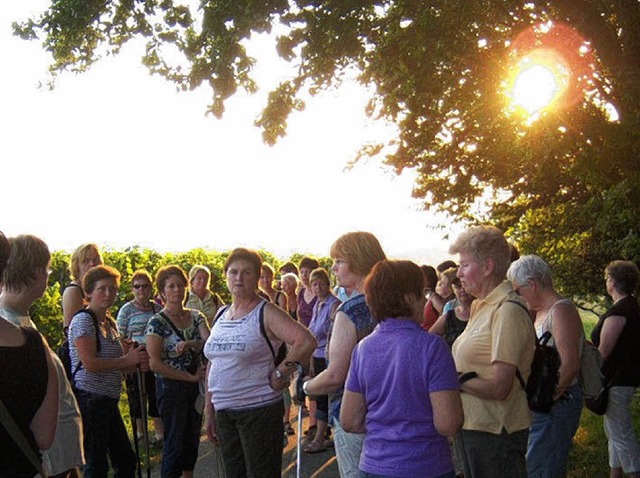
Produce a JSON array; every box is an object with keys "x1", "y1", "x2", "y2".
[
  {"x1": 455, "y1": 428, "x2": 528, "y2": 478},
  {"x1": 156, "y1": 377, "x2": 202, "y2": 478},
  {"x1": 332, "y1": 419, "x2": 365, "y2": 478},
  {"x1": 527, "y1": 382, "x2": 583, "y2": 478},
  {"x1": 216, "y1": 400, "x2": 284, "y2": 478},
  {"x1": 74, "y1": 389, "x2": 136, "y2": 478}
]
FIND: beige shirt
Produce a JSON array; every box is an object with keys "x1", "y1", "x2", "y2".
[{"x1": 452, "y1": 281, "x2": 535, "y2": 434}]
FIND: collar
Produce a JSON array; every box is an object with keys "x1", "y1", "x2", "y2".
[{"x1": 478, "y1": 280, "x2": 515, "y2": 306}]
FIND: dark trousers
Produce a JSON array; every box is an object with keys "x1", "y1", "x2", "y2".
[
  {"x1": 455, "y1": 428, "x2": 528, "y2": 478},
  {"x1": 125, "y1": 370, "x2": 159, "y2": 418},
  {"x1": 313, "y1": 356, "x2": 329, "y2": 423},
  {"x1": 75, "y1": 389, "x2": 136, "y2": 478},
  {"x1": 156, "y1": 377, "x2": 202, "y2": 478},
  {"x1": 216, "y1": 400, "x2": 284, "y2": 478}
]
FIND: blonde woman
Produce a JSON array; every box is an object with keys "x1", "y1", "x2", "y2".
[{"x1": 62, "y1": 243, "x2": 102, "y2": 332}]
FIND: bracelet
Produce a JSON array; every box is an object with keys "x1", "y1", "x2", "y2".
[{"x1": 302, "y1": 380, "x2": 310, "y2": 395}]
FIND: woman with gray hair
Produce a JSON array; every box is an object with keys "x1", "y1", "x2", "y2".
[
  {"x1": 449, "y1": 225, "x2": 535, "y2": 478},
  {"x1": 507, "y1": 254, "x2": 584, "y2": 478},
  {"x1": 185, "y1": 264, "x2": 224, "y2": 329}
]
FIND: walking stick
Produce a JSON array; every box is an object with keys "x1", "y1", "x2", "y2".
[
  {"x1": 135, "y1": 363, "x2": 152, "y2": 478},
  {"x1": 130, "y1": 372, "x2": 142, "y2": 478},
  {"x1": 295, "y1": 363, "x2": 305, "y2": 478}
]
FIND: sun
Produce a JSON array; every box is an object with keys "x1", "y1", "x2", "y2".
[{"x1": 507, "y1": 48, "x2": 570, "y2": 117}]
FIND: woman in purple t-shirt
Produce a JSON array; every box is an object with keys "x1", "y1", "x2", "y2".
[{"x1": 341, "y1": 260, "x2": 463, "y2": 478}]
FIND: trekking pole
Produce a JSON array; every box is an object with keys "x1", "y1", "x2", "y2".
[
  {"x1": 294, "y1": 363, "x2": 305, "y2": 478},
  {"x1": 130, "y1": 371, "x2": 142, "y2": 478},
  {"x1": 135, "y1": 357, "x2": 152, "y2": 478}
]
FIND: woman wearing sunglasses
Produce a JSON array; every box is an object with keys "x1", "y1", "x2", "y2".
[{"x1": 116, "y1": 269, "x2": 165, "y2": 443}]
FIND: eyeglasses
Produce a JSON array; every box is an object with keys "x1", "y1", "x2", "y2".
[
  {"x1": 514, "y1": 283, "x2": 529, "y2": 296},
  {"x1": 133, "y1": 284, "x2": 151, "y2": 290}
]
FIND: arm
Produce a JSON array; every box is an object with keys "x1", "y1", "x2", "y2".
[
  {"x1": 204, "y1": 360, "x2": 219, "y2": 446},
  {"x1": 460, "y1": 361, "x2": 516, "y2": 401},
  {"x1": 74, "y1": 333, "x2": 146, "y2": 373},
  {"x1": 30, "y1": 348, "x2": 59, "y2": 450},
  {"x1": 305, "y1": 311, "x2": 357, "y2": 395},
  {"x1": 62, "y1": 286, "x2": 84, "y2": 329},
  {"x1": 430, "y1": 293, "x2": 446, "y2": 315},
  {"x1": 431, "y1": 389, "x2": 463, "y2": 437},
  {"x1": 340, "y1": 389, "x2": 366, "y2": 433},
  {"x1": 550, "y1": 303, "x2": 583, "y2": 397},
  {"x1": 429, "y1": 313, "x2": 447, "y2": 337},
  {"x1": 115, "y1": 304, "x2": 130, "y2": 339},
  {"x1": 146, "y1": 334, "x2": 202, "y2": 382},
  {"x1": 263, "y1": 303, "x2": 317, "y2": 387},
  {"x1": 276, "y1": 291, "x2": 287, "y2": 310},
  {"x1": 598, "y1": 315, "x2": 626, "y2": 362}
]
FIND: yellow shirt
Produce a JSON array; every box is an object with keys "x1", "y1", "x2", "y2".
[{"x1": 452, "y1": 281, "x2": 535, "y2": 434}]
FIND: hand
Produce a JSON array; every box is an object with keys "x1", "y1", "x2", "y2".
[
  {"x1": 175, "y1": 340, "x2": 191, "y2": 355},
  {"x1": 124, "y1": 345, "x2": 148, "y2": 371},
  {"x1": 295, "y1": 375, "x2": 307, "y2": 403},
  {"x1": 191, "y1": 365, "x2": 207, "y2": 382},
  {"x1": 205, "y1": 411, "x2": 220, "y2": 447}
]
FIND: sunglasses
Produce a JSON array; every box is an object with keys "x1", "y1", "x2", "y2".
[{"x1": 133, "y1": 284, "x2": 151, "y2": 290}]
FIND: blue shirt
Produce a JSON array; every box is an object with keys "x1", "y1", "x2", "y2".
[{"x1": 346, "y1": 319, "x2": 460, "y2": 477}]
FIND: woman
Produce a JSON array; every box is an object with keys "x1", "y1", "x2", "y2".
[
  {"x1": 302, "y1": 231, "x2": 386, "y2": 478},
  {"x1": 62, "y1": 243, "x2": 103, "y2": 331},
  {"x1": 146, "y1": 265, "x2": 210, "y2": 478},
  {"x1": 69, "y1": 265, "x2": 148, "y2": 478},
  {"x1": 422, "y1": 266, "x2": 456, "y2": 330},
  {"x1": 0, "y1": 231, "x2": 59, "y2": 478},
  {"x1": 185, "y1": 264, "x2": 224, "y2": 328},
  {"x1": 507, "y1": 255, "x2": 584, "y2": 478},
  {"x1": 304, "y1": 267, "x2": 341, "y2": 453},
  {"x1": 430, "y1": 274, "x2": 474, "y2": 348},
  {"x1": 341, "y1": 260, "x2": 463, "y2": 478},
  {"x1": 0, "y1": 234, "x2": 84, "y2": 477},
  {"x1": 259, "y1": 262, "x2": 287, "y2": 309},
  {"x1": 591, "y1": 260, "x2": 640, "y2": 478},
  {"x1": 203, "y1": 248, "x2": 316, "y2": 477},
  {"x1": 449, "y1": 225, "x2": 535, "y2": 478},
  {"x1": 298, "y1": 257, "x2": 320, "y2": 327},
  {"x1": 116, "y1": 269, "x2": 164, "y2": 443},
  {"x1": 281, "y1": 272, "x2": 300, "y2": 320}
]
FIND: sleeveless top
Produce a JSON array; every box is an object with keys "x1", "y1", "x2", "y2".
[
  {"x1": 443, "y1": 309, "x2": 468, "y2": 348},
  {"x1": 537, "y1": 298, "x2": 583, "y2": 386},
  {"x1": 308, "y1": 293, "x2": 341, "y2": 359},
  {"x1": 204, "y1": 300, "x2": 283, "y2": 411},
  {"x1": 329, "y1": 293, "x2": 376, "y2": 423},
  {"x1": 0, "y1": 327, "x2": 48, "y2": 478},
  {"x1": 297, "y1": 287, "x2": 317, "y2": 327}
]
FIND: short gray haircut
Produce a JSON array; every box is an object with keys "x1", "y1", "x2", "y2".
[
  {"x1": 449, "y1": 225, "x2": 510, "y2": 280},
  {"x1": 507, "y1": 254, "x2": 553, "y2": 289},
  {"x1": 281, "y1": 272, "x2": 300, "y2": 288}
]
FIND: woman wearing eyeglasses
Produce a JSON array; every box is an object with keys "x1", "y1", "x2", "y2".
[{"x1": 116, "y1": 269, "x2": 164, "y2": 444}]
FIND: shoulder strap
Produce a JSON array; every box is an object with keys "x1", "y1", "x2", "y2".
[
  {"x1": 159, "y1": 312, "x2": 185, "y2": 341},
  {"x1": 501, "y1": 299, "x2": 533, "y2": 390},
  {"x1": 71, "y1": 308, "x2": 102, "y2": 380},
  {"x1": 0, "y1": 397, "x2": 48, "y2": 477},
  {"x1": 211, "y1": 305, "x2": 230, "y2": 328},
  {"x1": 257, "y1": 301, "x2": 278, "y2": 362}
]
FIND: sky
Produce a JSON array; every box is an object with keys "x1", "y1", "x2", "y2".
[{"x1": 1, "y1": 1, "x2": 461, "y2": 265}]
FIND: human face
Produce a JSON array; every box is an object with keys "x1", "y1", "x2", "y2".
[
  {"x1": 88, "y1": 278, "x2": 118, "y2": 310},
  {"x1": 80, "y1": 250, "x2": 103, "y2": 279},
  {"x1": 452, "y1": 282, "x2": 473, "y2": 306},
  {"x1": 331, "y1": 258, "x2": 360, "y2": 290},
  {"x1": 191, "y1": 270, "x2": 209, "y2": 296},
  {"x1": 132, "y1": 278, "x2": 152, "y2": 303},
  {"x1": 436, "y1": 276, "x2": 453, "y2": 299},
  {"x1": 282, "y1": 277, "x2": 296, "y2": 294},
  {"x1": 300, "y1": 267, "x2": 313, "y2": 287},
  {"x1": 310, "y1": 278, "x2": 330, "y2": 299},
  {"x1": 226, "y1": 259, "x2": 259, "y2": 298},
  {"x1": 162, "y1": 274, "x2": 187, "y2": 306},
  {"x1": 259, "y1": 269, "x2": 273, "y2": 291},
  {"x1": 456, "y1": 251, "x2": 486, "y2": 298}
]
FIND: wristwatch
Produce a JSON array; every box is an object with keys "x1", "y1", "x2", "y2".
[
  {"x1": 302, "y1": 380, "x2": 310, "y2": 395},
  {"x1": 274, "y1": 369, "x2": 284, "y2": 379}
]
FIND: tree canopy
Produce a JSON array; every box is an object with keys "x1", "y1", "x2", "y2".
[{"x1": 15, "y1": 0, "x2": 640, "y2": 298}]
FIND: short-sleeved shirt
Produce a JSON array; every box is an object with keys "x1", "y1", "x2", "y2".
[
  {"x1": 146, "y1": 309, "x2": 207, "y2": 375},
  {"x1": 185, "y1": 290, "x2": 223, "y2": 325},
  {"x1": 452, "y1": 281, "x2": 535, "y2": 434},
  {"x1": 346, "y1": 319, "x2": 459, "y2": 477},
  {"x1": 591, "y1": 295, "x2": 640, "y2": 386},
  {"x1": 116, "y1": 301, "x2": 161, "y2": 345},
  {"x1": 329, "y1": 293, "x2": 376, "y2": 423},
  {"x1": 308, "y1": 293, "x2": 341, "y2": 359},
  {"x1": 69, "y1": 310, "x2": 124, "y2": 398}
]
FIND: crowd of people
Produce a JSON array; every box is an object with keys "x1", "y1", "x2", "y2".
[{"x1": 0, "y1": 226, "x2": 639, "y2": 478}]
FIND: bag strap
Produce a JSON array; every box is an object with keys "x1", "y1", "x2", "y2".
[
  {"x1": 257, "y1": 301, "x2": 279, "y2": 363},
  {"x1": 211, "y1": 305, "x2": 230, "y2": 328},
  {"x1": 500, "y1": 299, "x2": 533, "y2": 391},
  {"x1": 0, "y1": 397, "x2": 48, "y2": 478},
  {"x1": 159, "y1": 312, "x2": 186, "y2": 341},
  {"x1": 71, "y1": 308, "x2": 101, "y2": 380}
]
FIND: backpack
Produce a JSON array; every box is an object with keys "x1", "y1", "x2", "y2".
[
  {"x1": 56, "y1": 308, "x2": 101, "y2": 381},
  {"x1": 516, "y1": 330, "x2": 561, "y2": 413},
  {"x1": 579, "y1": 340, "x2": 604, "y2": 399},
  {"x1": 503, "y1": 299, "x2": 561, "y2": 414}
]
